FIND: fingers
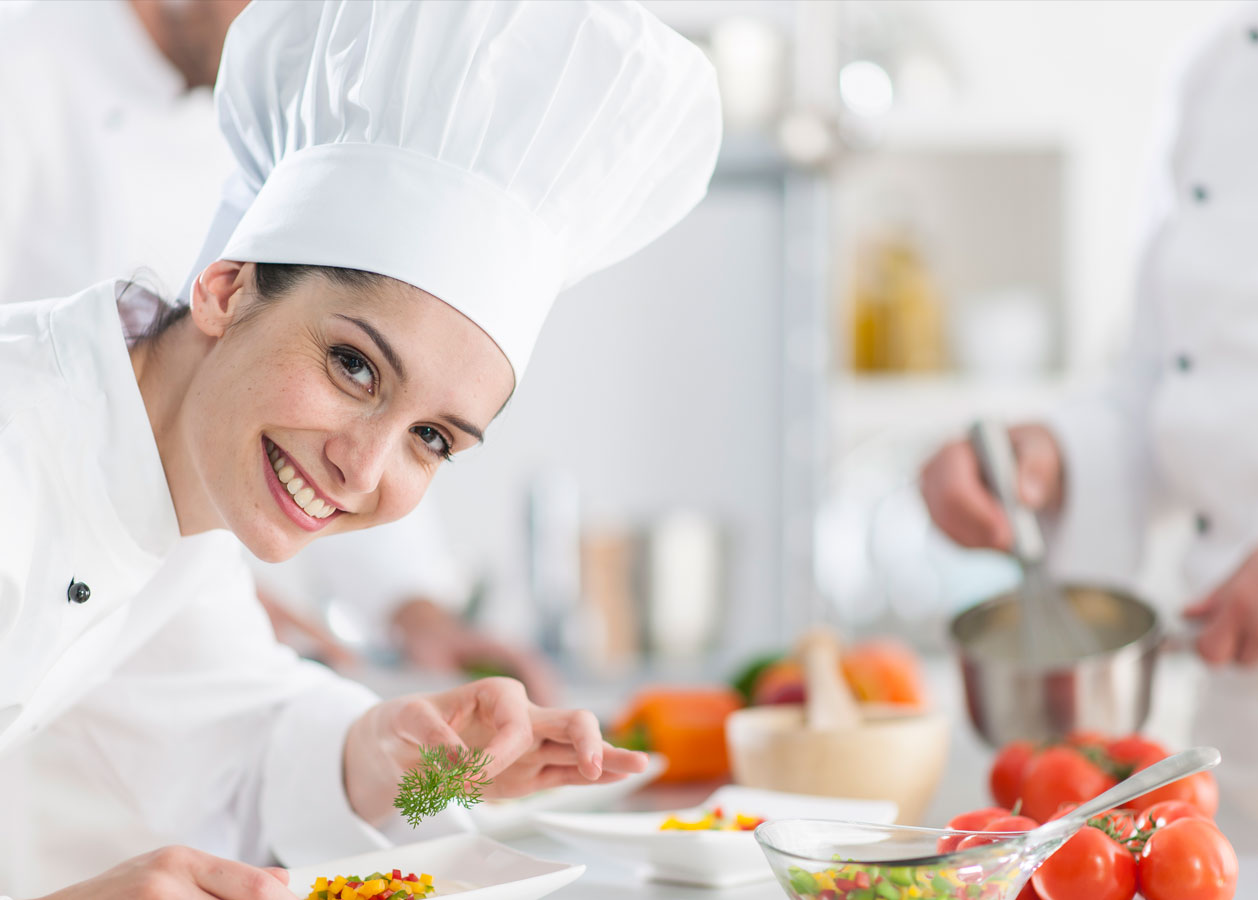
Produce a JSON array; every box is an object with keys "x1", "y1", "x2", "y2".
[
  {"x1": 134, "y1": 847, "x2": 291, "y2": 900},
  {"x1": 472, "y1": 678, "x2": 536, "y2": 780},
  {"x1": 602, "y1": 743, "x2": 649, "y2": 774},
  {"x1": 1183, "y1": 589, "x2": 1221, "y2": 619},
  {"x1": 1195, "y1": 599, "x2": 1240, "y2": 666},
  {"x1": 529, "y1": 707, "x2": 605, "y2": 779},
  {"x1": 263, "y1": 868, "x2": 290, "y2": 887},
  {"x1": 920, "y1": 441, "x2": 1012, "y2": 550},
  {"x1": 526, "y1": 764, "x2": 636, "y2": 792},
  {"x1": 1009, "y1": 424, "x2": 1064, "y2": 511}
]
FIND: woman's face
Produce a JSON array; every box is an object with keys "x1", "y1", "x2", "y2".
[{"x1": 176, "y1": 262, "x2": 515, "y2": 562}]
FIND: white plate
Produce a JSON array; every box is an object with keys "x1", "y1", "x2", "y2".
[
  {"x1": 531, "y1": 784, "x2": 898, "y2": 888},
  {"x1": 466, "y1": 753, "x2": 667, "y2": 839},
  {"x1": 285, "y1": 833, "x2": 584, "y2": 900}
]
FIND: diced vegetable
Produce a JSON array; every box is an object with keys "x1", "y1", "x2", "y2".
[
  {"x1": 307, "y1": 870, "x2": 437, "y2": 900},
  {"x1": 659, "y1": 807, "x2": 766, "y2": 831}
]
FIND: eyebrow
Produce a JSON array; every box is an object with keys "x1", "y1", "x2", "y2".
[
  {"x1": 334, "y1": 313, "x2": 485, "y2": 446},
  {"x1": 336, "y1": 314, "x2": 407, "y2": 381}
]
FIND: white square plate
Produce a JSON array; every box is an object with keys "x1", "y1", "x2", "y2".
[
  {"x1": 467, "y1": 753, "x2": 667, "y2": 839},
  {"x1": 531, "y1": 784, "x2": 897, "y2": 888},
  {"x1": 285, "y1": 833, "x2": 584, "y2": 900}
]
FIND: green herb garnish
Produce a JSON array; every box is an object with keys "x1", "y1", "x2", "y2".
[{"x1": 393, "y1": 745, "x2": 493, "y2": 827}]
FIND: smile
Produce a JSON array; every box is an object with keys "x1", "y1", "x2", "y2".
[{"x1": 263, "y1": 437, "x2": 340, "y2": 529}]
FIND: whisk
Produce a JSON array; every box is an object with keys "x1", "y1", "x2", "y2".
[{"x1": 968, "y1": 420, "x2": 1101, "y2": 665}]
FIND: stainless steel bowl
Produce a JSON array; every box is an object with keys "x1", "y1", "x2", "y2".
[{"x1": 949, "y1": 586, "x2": 1161, "y2": 746}]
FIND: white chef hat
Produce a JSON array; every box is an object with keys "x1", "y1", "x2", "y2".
[{"x1": 189, "y1": 0, "x2": 722, "y2": 379}]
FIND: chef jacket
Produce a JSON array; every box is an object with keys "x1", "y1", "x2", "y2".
[
  {"x1": 0, "y1": 2, "x2": 470, "y2": 889},
  {"x1": 0, "y1": 281, "x2": 416, "y2": 897},
  {"x1": 1043, "y1": 3, "x2": 1258, "y2": 823}
]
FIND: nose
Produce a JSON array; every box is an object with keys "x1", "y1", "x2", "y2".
[{"x1": 323, "y1": 423, "x2": 395, "y2": 496}]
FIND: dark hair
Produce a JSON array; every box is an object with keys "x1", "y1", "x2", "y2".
[{"x1": 141, "y1": 263, "x2": 390, "y2": 343}]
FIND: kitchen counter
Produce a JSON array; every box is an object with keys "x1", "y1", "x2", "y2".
[{"x1": 480, "y1": 651, "x2": 1258, "y2": 898}]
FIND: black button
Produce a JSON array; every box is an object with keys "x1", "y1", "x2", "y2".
[
  {"x1": 1175, "y1": 354, "x2": 1193, "y2": 371},
  {"x1": 66, "y1": 580, "x2": 91, "y2": 604},
  {"x1": 1249, "y1": 27, "x2": 1257, "y2": 42},
  {"x1": 1196, "y1": 513, "x2": 1211, "y2": 535},
  {"x1": 1192, "y1": 185, "x2": 1209, "y2": 203}
]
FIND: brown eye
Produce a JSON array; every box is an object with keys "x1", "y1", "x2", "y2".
[
  {"x1": 332, "y1": 347, "x2": 375, "y2": 393},
  {"x1": 413, "y1": 425, "x2": 451, "y2": 460}
]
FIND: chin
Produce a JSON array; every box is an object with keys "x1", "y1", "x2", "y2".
[{"x1": 235, "y1": 521, "x2": 308, "y2": 564}]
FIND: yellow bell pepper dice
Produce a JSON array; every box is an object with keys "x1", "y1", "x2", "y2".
[
  {"x1": 342, "y1": 889, "x2": 358, "y2": 900},
  {"x1": 419, "y1": 874, "x2": 434, "y2": 886},
  {"x1": 315, "y1": 878, "x2": 329, "y2": 891}
]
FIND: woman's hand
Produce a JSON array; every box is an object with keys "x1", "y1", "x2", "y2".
[
  {"x1": 1184, "y1": 550, "x2": 1258, "y2": 666},
  {"x1": 38, "y1": 847, "x2": 290, "y2": 900},
  {"x1": 343, "y1": 677, "x2": 648, "y2": 825},
  {"x1": 919, "y1": 423, "x2": 1064, "y2": 550}
]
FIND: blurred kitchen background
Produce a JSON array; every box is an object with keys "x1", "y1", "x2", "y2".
[{"x1": 390, "y1": 0, "x2": 1232, "y2": 683}]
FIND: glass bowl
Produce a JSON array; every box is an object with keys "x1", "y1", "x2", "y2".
[{"x1": 755, "y1": 819, "x2": 1061, "y2": 900}]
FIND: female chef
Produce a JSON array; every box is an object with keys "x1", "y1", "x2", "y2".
[
  {"x1": 0, "y1": 1, "x2": 721, "y2": 898},
  {"x1": 919, "y1": 3, "x2": 1258, "y2": 838}
]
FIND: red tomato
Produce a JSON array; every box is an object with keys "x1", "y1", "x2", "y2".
[
  {"x1": 937, "y1": 806, "x2": 1009, "y2": 853},
  {"x1": 1136, "y1": 799, "x2": 1209, "y2": 831},
  {"x1": 1106, "y1": 734, "x2": 1169, "y2": 766},
  {"x1": 955, "y1": 814, "x2": 1038, "y2": 850},
  {"x1": 1021, "y1": 746, "x2": 1117, "y2": 824},
  {"x1": 1138, "y1": 818, "x2": 1238, "y2": 900},
  {"x1": 991, "y1": 740, "x2": 1036, "y2": 809},
  {"x1": 1031, "y1": 825, "x2": 1137, "y2": 900},
  {"x1": 1127, "y1": 749, "x2": 1219, "y2": 817},
  {"x1": 1065, "y1": 730, "x2": 1110, "y2": 749}
]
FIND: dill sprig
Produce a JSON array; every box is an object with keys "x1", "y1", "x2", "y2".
[{"x1": 393, "y1": 744, "x2": 493, "y2": 827}]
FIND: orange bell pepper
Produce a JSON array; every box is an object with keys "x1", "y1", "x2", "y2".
[{"x1": 610, "y1": 687, "x2": 743, "y2": 782}]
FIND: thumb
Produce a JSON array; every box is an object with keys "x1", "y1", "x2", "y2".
[{"x1": 265, "y1": 867, "x2": 290, "y2": 886}]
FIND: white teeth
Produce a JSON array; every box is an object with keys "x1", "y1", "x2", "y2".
[{"x1": 269, "y1": 448, "x2": 334, "y2": 519}]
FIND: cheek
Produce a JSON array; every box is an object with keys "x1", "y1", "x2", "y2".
[{"x1": 373, "y1": 470, "x2": 433, "y2": 525}]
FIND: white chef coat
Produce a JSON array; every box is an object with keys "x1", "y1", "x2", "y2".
[
  {"x1": 1044, "y1": 3, "x2": 1258, "y2": 822},
  {"x1": 0, "y1": 2, "x2": 470, "y2": 889},
  {"x1": 0, "y1": 282, "x2": 407, "y2": 897}
]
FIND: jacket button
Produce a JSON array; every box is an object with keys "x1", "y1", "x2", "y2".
[
  {"x1": 1175, "y1": 354, "x2": 1193, "y2": 371},
  {"x1": 67, "y1": 580, "x2": 91, "y2": 604},
  {"x1": 1192, "y1": 184, "x2": 1209, "y2": 203},
  {"x1": 1196, "y1": 513, "x2": 1211, "y2": 535}
]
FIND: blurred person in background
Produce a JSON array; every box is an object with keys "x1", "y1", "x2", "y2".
[
  {"x1": 0, "y1": 0, "x2": 558, "y2": 691},
  {"x1": 919, "y1": 3, "x2": 1258, "y2": 833}
]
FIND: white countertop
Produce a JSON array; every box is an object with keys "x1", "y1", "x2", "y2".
[{"x1": 487, "y1": 651, "x2": 1258, "y2": 898}]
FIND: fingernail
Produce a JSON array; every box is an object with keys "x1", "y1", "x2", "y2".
[
  {"x1": 1023, "y1": 478, "x2": 1045, "y2": 506},
  {"x1": 590, "y1": 755, "x2": 602, "y2": 778}
]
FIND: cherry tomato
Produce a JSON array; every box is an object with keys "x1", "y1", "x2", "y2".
[
  {"x1": 1065, "y1": 730, "x2": 1110, "y2": 749},
  {"x1": 1106, "y1": 734, "x2": 1169, "y2": 767},
  {"x1": 1136, "y1": 799, "x2": 1209, "y2": 831},
  {"x1": 1139, "y1": 818, "x2": 1238, "y2": 900},
  {"x1": 991, "y1": 740, "x2": 1036, "y2": 809},
  {"x1": 937, "y1": 806, "x2": 1009, "y2": 853},
  {"x1": 1032, "y1": 825, "x2": 1137, "y2": 900},
  {"x1": 1127, "y1": 748, "x2": 1219, "y2": 817},
  {"x1": 955, "y1": 814, "x2": 1038, "y2": 850},
  {"x1": 1021, "y1": 746, "x2": 1117, "y2": 824}
]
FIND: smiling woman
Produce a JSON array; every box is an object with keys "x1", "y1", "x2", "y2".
[{"x1": 0, "y1": 2, "x2": 720, "y2": 899}]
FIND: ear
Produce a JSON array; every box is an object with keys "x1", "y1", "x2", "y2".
[{"x1": 190, "y1": 260, "x2": 251, "y2": 338}]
